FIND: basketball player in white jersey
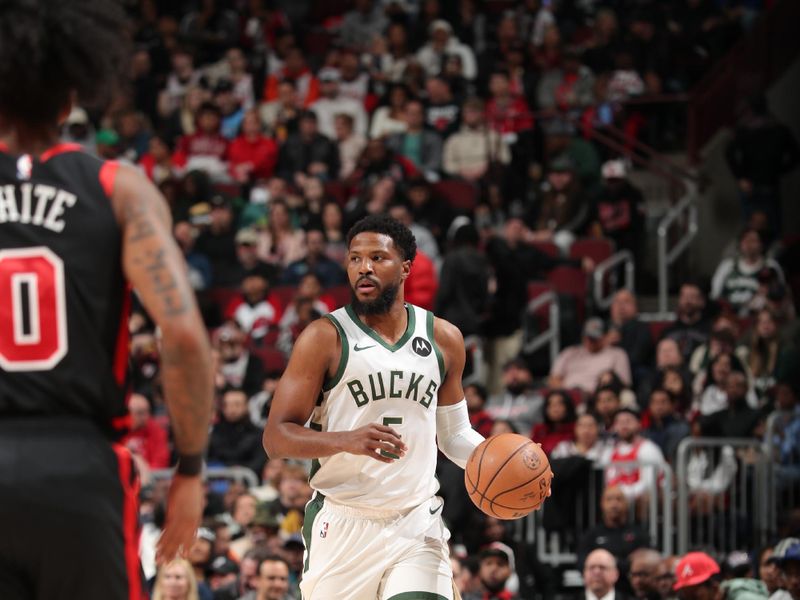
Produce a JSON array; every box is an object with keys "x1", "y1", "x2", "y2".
[{"x1": 263, "y1": 215, "x2": 486, "y2": 600}]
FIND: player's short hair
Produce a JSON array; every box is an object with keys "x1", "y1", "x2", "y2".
[
  {"x1": 346, "y1": 214, "x2": 417, "y2": 263},
  {"x1": 0, "y1": 0, "x2": 128, "y2": 125}
]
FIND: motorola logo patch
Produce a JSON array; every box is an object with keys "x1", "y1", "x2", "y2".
[{"x1": 411, "y1": 337, "x2": 432, "y2": 357}]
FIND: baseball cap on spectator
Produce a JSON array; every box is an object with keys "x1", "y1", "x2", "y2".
[
  {"x1": 673, "y1": 552, "x2": 720, "y2": 590},
  {"x1": 214, "y1": 78, "x2": 234, "y2": 94},
  {"x1": 235, "y1": 227, "x2": 258, "y2": 246},
  {"x1": 210, "y1": 555, "x2": 239, "y2": 576},
  {"x1": 724, "y1": 551, "x2": 752, "y2": 577},
  {"x1": 209, "y1": 194, "x2": 230, "y2": 209},
  {"x1": 771, "y1": 538, "x2": 800, "y2": 562},
  {"x1": 583, "y1": 317, "x2": 606, "y2": 339},
  {"x1": 318, "y1": 67, "x2": 341, "y2": 83},
  {"x1": 550, "y1": 154, "x2": 575, "y2": 173},
  {"x1": 96, "y1": 129, "x2": 120, "y2": 146},
  {"x1": 602, "y1": 159, "x2": 628, "y2": 179},
  {"x1": 284, "y1": 533, "x2": 305, "y2": 550},
  {"x1": 197, "y1": 527, "x2": 216, "y2": 544},
  {"x1": 429, "y1": 19, "x2": 453, "y2": 35},
  {"x1": 480, "y1": 542, "x2": 516, "y2": 572},
  {"x1": 779, "y1": 540, "x2": 800, "y2": 565},
  {"x1": 65, "y1": 106, "x2": 89, "y2": 126}
]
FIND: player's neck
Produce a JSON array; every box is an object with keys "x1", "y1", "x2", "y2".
[
  {"x1": 0, "y1": 124, "x2": 62, "y2": 156},
  {"x1": 357, "y1": 296, "x2": 409, "y2": 343}
]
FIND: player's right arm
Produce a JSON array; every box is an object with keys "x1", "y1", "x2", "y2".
[
  {"x1": 111, "y1": 164, "x2": 214, "y2": 562},
  {"x1": 263, "y1": 318, "x2": 407, "y2": 463}
]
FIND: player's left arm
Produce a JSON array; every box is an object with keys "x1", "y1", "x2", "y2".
[{"x1": 433, "y1": 317, "x2": 485, "y2": 468}]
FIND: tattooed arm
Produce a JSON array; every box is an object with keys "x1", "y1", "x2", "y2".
[{"x1": 109, "y1": 164, "x2": 213, "y2": 562}]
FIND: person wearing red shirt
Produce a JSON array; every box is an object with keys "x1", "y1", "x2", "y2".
[
  {"x1": 262, "y1": 47, "x2": 320, "y2": 108},
  {"x1": 228, "y1": 110, "x2": 278, "y2": 183},
  {"x1": 121, "y1": 393, "x2": 170, "y2": 469},
  {"x1": 172, "y1": 102, "x2": 229, "y2": 178},
  {"x1": 403, "y1": 249, "x2": 437, "y2": 310},
  {"x1": 531, "y1": 389, "x2": 577, "y2": 455},
  {"x1": 485, "y1": 70, "x2": 533, "y2": 139}
]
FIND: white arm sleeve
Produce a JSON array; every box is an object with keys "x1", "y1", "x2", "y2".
[{"x1": 436, "y1": 400, "x2": 485, "y2": 469}]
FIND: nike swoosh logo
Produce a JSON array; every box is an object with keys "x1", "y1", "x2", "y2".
[
  {"x1": 429, "y1": 501, "x2": 443, "y2": 515},
  {"x1": 354, "y1": 344, "x2": 375, "y2": 351}
]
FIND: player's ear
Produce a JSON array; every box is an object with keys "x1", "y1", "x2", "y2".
[{"x1": 400, "y1": 259, "x2": 411, "y2": 280}]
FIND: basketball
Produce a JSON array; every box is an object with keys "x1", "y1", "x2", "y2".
[{"x1": 464, "y1": 433, "x2": 553, "y2": 520}]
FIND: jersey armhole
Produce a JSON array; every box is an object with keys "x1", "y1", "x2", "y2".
[
  {"x1": 426, "y1": 310, "x2": 446, "y2": 381},
  {"x1": 322, "y1": 314, "x2": 349, "y2": 391},
  {"x1": 98, "y1": 161, "x2": 120, "y2": 198}
]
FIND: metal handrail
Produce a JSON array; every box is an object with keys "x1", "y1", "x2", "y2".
[
  {"x1": 151, "y1": 465, "x2": 260, "y2": 488},
  {"x1": 655, "y1": 184, "x2": 699, "y2": 315},
  {"x1": 592, "y1": 250, "x2": 635, "y2": 310},
  {"x1": 522, "y1": 290, "x2": 560, "y2": 365},
  {"x1": 675, "y1": 437, "x2": 771, "y2": 555}
]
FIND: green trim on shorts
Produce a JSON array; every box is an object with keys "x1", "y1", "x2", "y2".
[
  {"x1": 384, "y1": 593, "x2": 449, "y2": 600},
  {"x1": 302, "y1": 493, "x2": 325, "y2": 573},
  {"x1": 322, "y1": 314, "x2": 348, "y2": 391}
]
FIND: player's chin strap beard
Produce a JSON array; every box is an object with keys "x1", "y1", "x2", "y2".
[{"x1": 351, "y1": 281, "x2": 400, "y2": 316}]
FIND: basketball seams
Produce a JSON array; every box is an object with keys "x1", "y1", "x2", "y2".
[
  {"x1": 490, "y1": 463, "x2": 551, "y2": 500},
  {"x1": 484, "y1": 441, "x2": 532, "y2": 514}
]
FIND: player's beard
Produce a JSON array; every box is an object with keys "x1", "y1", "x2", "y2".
[{"x1": 351, "y1": 280, "x2": 400, "y2": 316}]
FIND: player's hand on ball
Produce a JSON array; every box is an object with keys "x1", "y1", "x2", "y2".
[
  {"x1": 341, "y1": 423, "x2": 408, "y2": 463},
  {"x1": 156, "y1": 474, "x2": 204, "y2": 564}
]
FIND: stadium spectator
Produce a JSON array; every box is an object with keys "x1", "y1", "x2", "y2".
[
  {"x1": 694, "y1": 353, "x2": 757, "y2": 417},
  {"x1": 232, "y1": 227, "x2": 280, "y2": 287},
  {"x1": 227, "y1": 267, "x2": 280, "y2": 343},
  {"x1": 643, "y1": 388, "x2": 690, "y2": 462},
  {"x1": 486, "y1": 358, "x2": 546, "y2": 435},
  {"x1": 311, "y1": 68, "x2": 367, "y2": 141},
  {"x1": 552, "y1": 412, "x2": 613, "y2": 462},
  {"x1": 463, "y1": 543, "x2": 521, "y2": 600},
  {"x1": 550, "y1": 318, "x2": 633, "y2": 394},
  {"x1": 282, "y1": 228, "x2": 346, "y2": 287},
  {"x1": 661, "y1": 282, "x2": 711, "y2": 362},
  {"x1": 251, "y1": 554, "x2": 293, "y2": 600},
  {"x1": 671, "y1": 552, "x2": 721, "y2": 600},
  {"x1": 758, "y1": 547, "x2": 784, "y2": 599},
  {"x1": 537, "y1": 47, "x2": 596, "y2": 111},
  {"x1": 208, "y1": 388, "x2": 266, "y2": 475},
  {"x1": 152, "y1": 558, "x2": 200, "y2": 600},
  {"x1": 388, "y1": 202, "x2": 441, "y2": 268},
  {"x1": 370, "y1": 83, "x2": 410, "y2": 139},
  {"x1": 208, "y1": 555, "x2": 239, "y2": 594},
  {"x1": 628, "y1": 548, "x2": 663, "y2": 600},
  {"x1": 259, "y1": 79, "x2": 301, "y2": 143},
  {"x1": 654, "y1": 555, "x2": 680, "y2": 600},
  {"x1": 262, "y1": 47, "x2": 320, "y2": 108},
  {"x1": 702, "y1": 371, "x2": 764, "y2": 439},
  {"x1": 579, "y1": 548, "x2": 631, "y2": 600},
  {"x1": 592, "y1": 385, "x2": 624, "y2": 434},
  {"x1": 160, "y1": 49, "x2": 202, "y2": 116},
  {"x1": 725, "y1": 95, "x2": 800, "y2": 238},
  {"x1": 578, "y1": 487, "x2": 651, "y2": 571},
  {"x1": 188, "y1": 527, "x2": 215, "y2": 599},
  {"x1": 276, "y1": 111, "x2": 340, "y2": 184},
  {"x1": 465, "y1": 383, "x2": 495, "y2": 438},
  {"x1": 277, "y1": 273, "x2": 330, "y2": 332},
  {"x1": 590, "y1": 160, "x2": 646, "y2": 258},
  {"x1": 416, "y1": 19, "x2": 477, "y2": 81},
  {"x1": 711, "y1": 228, "x2": 785, "y2": 316},
  {"x1": 606, "y1": 407, "x2": 667, "y2": 502},
  {"x1": 260, "y1": 463, "x2": 312, "y2": 540},
  {"x1": 338, "y1": 49, "x2": 370, "y2": 105},
  {"x1": 121, "y1": 393, "x2": 170, "y2": 470},
  {"x1": 606, "y1": 289, "x2": 654, "y2": 387},
  {"x1": 528, "y1": 155, "x2": 590, "y2": 249},
  {"x1": 225, "y1": 492, "x2": 258, "y2": 541},
  {"x1": 139, "y1": 134, "x2": 180, "y2": 185},
  {"x1": 178, "y1": 1, "x2": 237, "y2": 65},
  {"x1": 214, "y1": 79, "x2": 245, "y2": 141},
  {"x1": 334, "y1": 113, "x2": 367, "y2": 179},
  {"x1": 173, "y1": 102, "x2": 230, "y2": 180},
  {"x1": 385, "y1": 99, "x2": 443, "y2": 180},
  {"x1": 425, "y1": 75, "x2": 461, "y2": 139},
  {"x1": 222, "y1": 47, "x2": 255, "y2": 111},
  {"x1": 485, "y1": 70, "x2": 534, "y2": 141},
  {"x1": 443, "y1": 97, "x2": 511, "y2": 182},
  {"x1": 531, "y1": 390, "x2": 577, "y2": 455},
  {"x1": 213, "y1": 323, "x2": 266, "y2": 397},
  {"x1": 339, "y1": 0, "x2": 388, "y2": 51},
  {"x1": 256, "y1": 199, "x2": 307, "y2": 268},
  {"x1": 434, "y1": 221, "x2": 490, "y2": 338},
  {"x1": 194, "y1": 194, "x2": 239, "y2": 286},
  {"x1": 174, "y1": 220, "x2": 213, "y2": 291},
  {"x1": 228, "y1": 110, "x2": 279, "y2": 183}
]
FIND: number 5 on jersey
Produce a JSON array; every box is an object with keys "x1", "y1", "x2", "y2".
[
  {"x1": 380, "y1": 416, "x2": 403, "y2": 460},
  {"x1": 0, "y1": 247, "x2": 68, "y2": 371}
]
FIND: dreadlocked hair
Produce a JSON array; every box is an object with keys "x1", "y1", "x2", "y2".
[{"x1": 0, "y1": 0, "x2": 128, "y2": 124}]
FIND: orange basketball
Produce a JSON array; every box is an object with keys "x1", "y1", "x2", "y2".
[{"x1": 464, "y1": 433, "x2": 553, "y2": 520}]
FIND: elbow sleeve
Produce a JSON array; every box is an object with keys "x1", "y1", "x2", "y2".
[{"x1": 436, "y1": 400, "x2": 485, "y2": 469}]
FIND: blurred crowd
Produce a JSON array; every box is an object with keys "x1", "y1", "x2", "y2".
[{"x1": 70, "y1": 0, "x2": 800, "y2": 598}]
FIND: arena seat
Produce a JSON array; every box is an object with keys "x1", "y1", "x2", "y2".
[
  {"x1": 546, "y1": 266, "x2": 588, "y2": 322},
  {"x1": 250, "y1": 345, "x2": 288, "y2": 374},
  {"x1": 528, "y1": 241, "x2": 560, "y2": 258},
  {"x1": 326, "y1": 284, "x2": 352, "y2": 308},
  {"x1": 569, "y1": 237, "x2": 615, "y2": 264},
  {"x1": 432, "y1": 179, "x2": 477, "y2": 213}
]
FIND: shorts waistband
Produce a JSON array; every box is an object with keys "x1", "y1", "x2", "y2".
[{"x1": 318, "y1": 494, "x2": 418, "y2": 520}]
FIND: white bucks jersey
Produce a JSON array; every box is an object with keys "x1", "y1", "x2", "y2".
[{"x1": 309, "y1": 303, "x2": 445, "y2": 510}]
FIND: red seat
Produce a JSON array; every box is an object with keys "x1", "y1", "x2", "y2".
[
  {"x1": 432, "y1": 179, "x2": 477, "y2": 213},
  {"x1": 569, "y1": 237, "x2": 614, "y2": 264},
  {"x1": 327, "y1": 284, "x2": 352, "y2": 308},
  {"x1": 203, "y1": 287, "x2": 241, "y2": 316},
  {"x1": 250, "y1": 345, "x2": 288, "y2": 374},
  {"x1": 528, "y1": 241, "x2": 560, "y2": 258},
  {"x1": 546, "y1": 266, "x2": 587, "y2": 322},
  {"x1": 527, "y1": 281, "x2": 555, "y2": 320},
  {"x1": 648, "y1": 320, "x2": 673, "y2": 341},
  {"x1": 213, "y1": 183, "x2": 243, "y2": 199},
  {"x1": 324, "y1": 180, "x2": 350, "y2": 206},
  {"x1": 271, "y1": 285, "x2": 297, "y2": 311}
]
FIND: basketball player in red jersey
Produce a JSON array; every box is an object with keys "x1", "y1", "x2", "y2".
[{"x1": 0, "y1": 1, "x2": 213, "y2": 598}]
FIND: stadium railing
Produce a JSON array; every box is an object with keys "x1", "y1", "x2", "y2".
[
  {"x1": 151, "y1": 465, "x2": 260, "y2": 489},
  {"x1": 675, "y1": 437, "x2": 773, "y2": 555}
]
